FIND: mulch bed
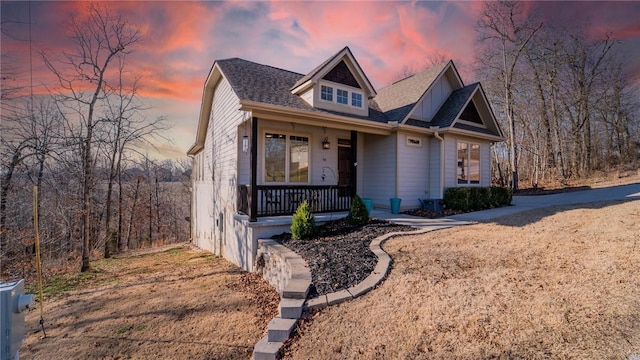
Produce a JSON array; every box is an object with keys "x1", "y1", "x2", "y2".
[
  {"x1": 272, "y1": 219, "x2": 414, "y2": 297},
  {"x1": 402, "y1": 208, "x2": 462, "y2": 218}
]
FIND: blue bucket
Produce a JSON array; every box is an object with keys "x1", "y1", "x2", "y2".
[
  {"x1": 362, "y1": 198, "x2": 373, "y2": 214},
  {"x1": 390, "y1": 198, "x2": 401, "y2": 214}
]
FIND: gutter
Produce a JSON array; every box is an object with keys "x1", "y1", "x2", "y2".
[{"x1": 239, "y1": 100, "x2": 393, "y2": 135}]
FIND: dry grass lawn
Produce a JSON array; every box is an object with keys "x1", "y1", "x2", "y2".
[
  {"x1": 287, "y1": 200, "x2": 640, "y2": 359},
  {"x1": 22, "y1": 244, "x2": 279, "y2": 360}
]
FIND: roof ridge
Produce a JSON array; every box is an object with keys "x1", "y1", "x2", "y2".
[
  {"x1": 218, "y1": 57, "x2": 304, "y2": 77},
  {"x1": 378, "y1": 60, "x2": 450, "y2": 91}
]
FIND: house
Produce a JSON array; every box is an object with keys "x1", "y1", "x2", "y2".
[{"x1": 187, "y1": 46, "x2": 504, "y2": 271}]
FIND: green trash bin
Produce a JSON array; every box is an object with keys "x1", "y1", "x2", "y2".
[
  {"x1": 390, "y1": 198, "x2": 401, "y2": 214},
  {"x1": 362, "y1": 198, "x2": 373, "y2": 214}
]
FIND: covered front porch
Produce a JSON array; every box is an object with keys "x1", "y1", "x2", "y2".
[
  {"x1": 237, "y1": 184, "x2": 354, "y2": 218},
  {"x1": 237, "y1": 113, "x2": 387, "y2": 221}
]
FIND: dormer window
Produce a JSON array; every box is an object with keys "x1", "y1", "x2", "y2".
[
  {"x1": 337, "y1": 89, "x2": 348, "y2": 104},
  {"x1": 319, "y1": 80, "x2": 364, "y2": 109},
  {"x1": 321, "y1": 85, "x2": 333, "y2": 101},
  {"x1": 351, "y1": 92, "x2": 362, "y2": 107}
]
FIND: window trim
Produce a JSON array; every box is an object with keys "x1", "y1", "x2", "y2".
[
  {"x1": 406, "y1": 137, "x2": 422, "y2": 147},
  {"x1": 318, "y1": 80, "x2": 364, "y2": 109},
  {"x1": 456, "y1": 141, "x2": 481, "y2": 186},
  {"x1": 262, "y1": 130, "x2": 311, "y2": 184}
]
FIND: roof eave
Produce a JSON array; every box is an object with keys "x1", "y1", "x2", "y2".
[
  {"x1": 239, "y1": 100, "x2": 392, "y2": 135},
  {"x1": 187, "y1": 63, "x2": 224, "y2": 156}
]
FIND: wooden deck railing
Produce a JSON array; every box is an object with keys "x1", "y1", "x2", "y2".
[{"x1": 237, "y1": 185, "x2": 353, "y2": 218}]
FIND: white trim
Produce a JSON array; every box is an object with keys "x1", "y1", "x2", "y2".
[
  {"x1": 456, "y1": 140, "x2": 481, "y2": 186},
  {"x1": 261, "y1": 129, "x2": 312, "y2": 185},
  {"x1": 318, "y1": 80, "x2": 365, "y2": 109},
  {"x1": 406, "y1": 137, "x2": 423, "y2": 147},
  {"x1": 457, "y1": 119, "x2": 488, "y2": 129}
]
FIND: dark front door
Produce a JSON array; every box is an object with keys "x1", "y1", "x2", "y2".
[{"x1": 337, "y1": 140, "x2": 353, "y2": 196}]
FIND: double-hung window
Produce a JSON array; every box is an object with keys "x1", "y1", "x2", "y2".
[
  {"x1": 351, "y1": 92, "x2": 363, "y2": 108},
  {"x1": 337, "y1": 89, "x2": 348, "y2": 104},
  {"x1": 264, "y1": 133, "x2": 309, "y2": 183},
  {"x1": 321, "y1": 85, "x2": 333, "y2": 101},
  {"x1": 457, "y1": 142, "x2": 480, "y2": 185}
]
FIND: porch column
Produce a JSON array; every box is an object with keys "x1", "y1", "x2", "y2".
[
  {"x1": 350, "y1": 130, "x2": 357, "y2": 197},
  {"x1": 250, "y1": 117, "x2": 258, "y2": 222}
]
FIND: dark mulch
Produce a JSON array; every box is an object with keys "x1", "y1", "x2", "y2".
[
  {"x1": 272, "y1": 219, "x2": 414, "y2": 297},
  {"x1": 402, "y1": 208, "x2": 462, "y2": 218}
]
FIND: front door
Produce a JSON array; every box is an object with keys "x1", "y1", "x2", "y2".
[{"x1": 337, "y1": 139, "x2": 352, "y2": 196}]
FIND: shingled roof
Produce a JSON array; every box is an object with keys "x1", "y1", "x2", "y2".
[
  {"x1": 431, "y1": 83, "x2": 479, "y2": 128},
  {"x1": 372, "y1": 61, "x2": 450, "y2": 123},
  {"x1": 214, "y1": 55, "x2": 496, "y2": 135},
  {"x1": 217, "y1": 58, "x2": 388, "y2": 123}
]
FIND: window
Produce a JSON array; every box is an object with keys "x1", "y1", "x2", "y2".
[
  {"x1": 337, "y1": 89, "x2": 348, "y2": 104},
  {"x1": 289, "y1": 136, "x2": 309, "y2": 182},
  {"x1": 264, "y1": 132, "x2": 309, "y2": 183},
  {"x1": 457, "y1": 142, "x2": 480, "y2": 185},
  {"x1": 321, "y1": 85, "x2": 333, "y2": 101},
  {"x1": 351, "y1": 92, "x2": 363, "y2": 108},
  {"x1": 265, "y1": 133, "x2": 286, "y2": 182}
]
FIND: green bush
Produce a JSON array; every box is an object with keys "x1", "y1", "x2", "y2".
[
  {"x1": 444, "y1": 187, "x2": 470, "y2": 212},
  {"x1": 444, "y1": 186, "x2": 512, "y2": 211},
  {"x1": 291, "y1": 201, "x2": 316, "y2": 240},
  {"x1": 490, "y1": 186, "x2": 512, "y2": 206},
  {"x1": 346, "y1": 194, "x2": 369, "y2": 226}
]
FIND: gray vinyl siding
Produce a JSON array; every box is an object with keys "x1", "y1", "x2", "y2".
[
  {"x1": 397, "y1": 132, "x2": 429, "y2": 209},
  {"x1": 444, "y1": 136, "x2": 458, "y2": 188},
  {"x1": 428, "y1": 137, "x2": 442, "y2": 199},
  {"x1": 362, "y1": 133, "x2": 396, "y2": 208},
  {"x1": 444, "y1": 135, "x2": 493, "y2": 189},
  {"x1": 206, "y1": 77, "x2": 247, "y2": 266}
]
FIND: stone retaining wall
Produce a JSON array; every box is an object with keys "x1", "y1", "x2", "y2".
[{"x1": 254, "y1": 239, "x2": 312, "y2": 294}]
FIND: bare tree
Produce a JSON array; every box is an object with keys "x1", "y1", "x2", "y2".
[
  {"x1": 42, "y1": 2, "x2": 141, "y2": 271},
  {"x1": 476, "y1": 0, "x2": 542, "y2": 191}
]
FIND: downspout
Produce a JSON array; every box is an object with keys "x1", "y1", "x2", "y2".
[
  {"x1": 432, "y1": 127, "x2": 445, "y2": 199},
  {"x1": 187, "y1": 154, "x2": 194, "y2": 243}
]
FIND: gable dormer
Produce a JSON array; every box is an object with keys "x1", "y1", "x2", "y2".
[{"x1": 291, "y1": 47, "x2": 376, "y2": 117}]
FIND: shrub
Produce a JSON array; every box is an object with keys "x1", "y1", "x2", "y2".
[
  {"x1": 291, "y1": 200, "x2": 316, "y2": 240},
  {"x1": 445, "y1": 186, "x2": 512, "y2": 211},
  {"x1": 444, "y1": 187, "x2": 470, "y2": 212},
  {"x1": 346, "y1": 194, "x2": 369, "y2": 226},
  {"x1": 469, "y1": 187, "x2": 491, "y2": 210},
  {"x1": 490, "y1": 186, "x2": 512, "y2": 206}
]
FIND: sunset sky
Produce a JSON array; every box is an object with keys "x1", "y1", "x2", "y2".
[{"x1": 2, "y1": 1, "x2": 640, "y2": 160}]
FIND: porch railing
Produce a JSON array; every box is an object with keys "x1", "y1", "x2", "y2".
[{"x1": 237, "y1": 185, "x2": 354, "y2": 218}]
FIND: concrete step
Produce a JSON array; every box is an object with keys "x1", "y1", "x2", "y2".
[
  {"x1": 267, "y1": 317, "x2": 297, "y2": 342},
  {"x1": 279, "y1": 298, "x2": 305, "y2": 319},
  {"x1": 253, "y1": 335, "x2": 282, "y2": 360},
  {"x1": 281, "y1": 279, "x2": 309, "y2": 299}
]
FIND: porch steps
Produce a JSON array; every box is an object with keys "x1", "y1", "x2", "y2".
[
  {"x1": 279, "y1": 297, "x2": 305, "y2": 319},
  {"x1": 281, "y1": 279, "x2": 309, "y2": 299},
  {"x1": 253, "y1": 336, "x2": 282, "y2": 360},
  {"x1": 267, "y1": 317, "x2": 297, "y2": 342}
]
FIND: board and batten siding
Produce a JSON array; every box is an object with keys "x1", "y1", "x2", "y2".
[
  {"x1": 362, "y1": 133, "x2": 396, "y2": 208},
  {"x1": 397, "y1": 132, "x2": 429, "y2": 209},
  {"x1": 411, "y1": 74, "x2": 453, "y2": 121}
]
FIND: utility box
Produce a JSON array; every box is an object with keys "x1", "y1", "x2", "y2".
[{"x1": 0, "y1": 279, "x2": 33, "y2": 360}]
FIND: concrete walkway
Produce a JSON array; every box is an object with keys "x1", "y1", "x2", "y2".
[{"x1": 373, "y1": 182, "x2": 640, "y2": 228}]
